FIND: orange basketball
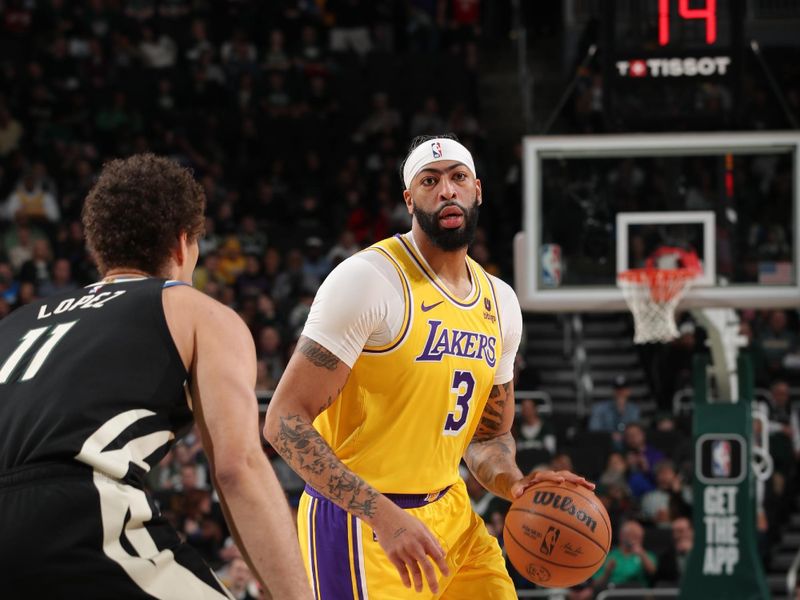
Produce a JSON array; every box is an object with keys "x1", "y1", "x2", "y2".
[{"x1": 503, "y1": 481, "x2": 612, "y2": 588}]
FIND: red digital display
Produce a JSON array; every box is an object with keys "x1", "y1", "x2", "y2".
[{"x1": 659, "y1": 0, "x2": 718, "y2": 46}]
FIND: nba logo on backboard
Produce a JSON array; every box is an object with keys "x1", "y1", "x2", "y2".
[
  {"x1": 712, "y1": 440, "x2": 732, "y2": 478},
  {"x1": 431, "y1": 141, "x2": 443, "y2": 159},
  {"x1": 541, "y1": 244, "x2": 562, "y2": 287}
]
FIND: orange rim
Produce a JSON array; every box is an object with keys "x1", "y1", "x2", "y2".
[{"x1": 618, "y1": 248, "x2": 702, "y2": 303}]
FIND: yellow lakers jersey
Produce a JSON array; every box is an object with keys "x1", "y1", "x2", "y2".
[{"x1": 313, "y1": 235, "x2": 503, "y2": 493}]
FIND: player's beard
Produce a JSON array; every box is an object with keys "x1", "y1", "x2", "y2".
[{"x1": 412, "y1": 196, "x2": 480, "y2": 251}]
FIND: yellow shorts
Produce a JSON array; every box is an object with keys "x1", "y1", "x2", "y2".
[{"x1": 297, "y1": 479, "x2": 516, "y2": 600}]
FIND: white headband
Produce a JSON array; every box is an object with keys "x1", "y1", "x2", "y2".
[{"x1": 402, "y1": 138, "x2": 477, "y2": 189}]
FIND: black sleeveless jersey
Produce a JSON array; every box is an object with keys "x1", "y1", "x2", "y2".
[{"x1": 0, "y1": 278, "x2": 192, "y2": 483}]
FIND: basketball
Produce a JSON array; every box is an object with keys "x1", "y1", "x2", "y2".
[{"x1": 503, "y1": 482, "x2": 612, "y2": 588}]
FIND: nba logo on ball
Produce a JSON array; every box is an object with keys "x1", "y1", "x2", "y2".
[
  {"x1": 711, "y1": 440, "x2": 732, "y2": 477},
  {"x1": 431, "y1": 141, "x2": 443, "y2": 158},
  {"x1": 540, "y1": 527, "x2": 560, "y2": 556},
  {"x1": 541, "y1": 244, "x2": 562, "y2": 287}
]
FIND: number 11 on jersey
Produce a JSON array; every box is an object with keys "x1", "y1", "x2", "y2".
[
  {"x1": 0, "y1": 321, "x2": 78, "y2": 384},
  {"x1": 443, "y1": 370, "x2": 475, "y2": 436}
]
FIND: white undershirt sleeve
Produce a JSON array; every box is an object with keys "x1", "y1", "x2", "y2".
[
  {"x1": 301, "y1": 251, "x2": 406, "y2": 368},
  {"x1": 491, "y1": 275, "x2": 523, "y2": 385}
]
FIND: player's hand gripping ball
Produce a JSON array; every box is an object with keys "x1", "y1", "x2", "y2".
[{"x1": 504, "y1": 481, "x2": 611, "y2": 588}]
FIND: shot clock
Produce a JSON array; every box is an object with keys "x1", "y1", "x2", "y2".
[{"x1": 601, "y1": 0, "x2": 744, "y2": 129}]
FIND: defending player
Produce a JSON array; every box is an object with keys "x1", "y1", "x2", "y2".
[
  {"x1": 0, "y1": 154, "x2": 311, "y2": 599},
  {"x1": 265, "y1": 135, "x2": 594, "y2": 598}
]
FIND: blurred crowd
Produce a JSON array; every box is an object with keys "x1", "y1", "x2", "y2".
[
  {"x1": 0, "y1": 0, "x2": 495, "y2": 596},
  {"x1": 0, "y1": 0, "x2": 502, "y2": 391}
]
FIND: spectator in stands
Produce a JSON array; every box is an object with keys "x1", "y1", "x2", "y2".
[
  {"x1": 302, "y1": 236, "x2": 332, "y2": 281},
  {"x1": 462, "y1": 466, "x2": 508, "y2": 522},
  {"x1": 0, "y1": 262, "x2": 19, "y2": 305},
  {"x1": 138, "y1": 25, "x2": 178, "y2": 70},
  {"x1": 256, "y1": 325, "x2": 286, "y2": 384},
  {"x1": 180, "y1": 489, "x2": 225, "y2": 564},
  {"x1": 550, "y1": 452, "x2": 574, "y2": 473},
  {"x1": 222, "y1": 557, "x2": 258, "y2": 600},
  {"x1": 193, "y1": 251, "x2": 223, "y2": 293},
  {"x1": 255, "y1": 359, "x2": 276, "y2": 394},
  {"x1": 18, "y1": 238, "x2": 53, "y2": 291},
  {"x1": 271, "y1": 248, "x2": 320, "y2": 308},
  {"x1": 235, "y1": 255, "x2": 270, "y2": 299},
  {"x1": 410, "y1": 96, "x2": 446, "y2": 138},
  {"x1": 767, "y1": 379, "x2": 800, "y2": 459},
  {"x1": 4, "y1": 223, "x2": 41, "y2": 272},
  {"x1": 180, "y1": 463, "x2": 201, "y2": 492},
  {"x1": 598, "y1": 452, "x2": 629, "y2": 494},
  {"x1": 515, "y1": 397, "x2": 556, "y2": 454},
  {"x1": 597, "y1": 452, "x2": 636, "y2": 526},
  {"x1": 217, "y1": 236, "x2": 247, "y2": 285},
  {"x1": 654, "y1": 516, "x2": 694, "y2": 586},
  {"x1": 589, "y1": 374, "x2": 640, "y2": 446},
  {"x1": 238, "y1": 215, "x2": 268, "y2": 257},
  {"x1": 0, "y1": 105, "x2": 24, "y2": 157},
  {"x1": 624, "y1": 423, "x2": 665, "y2": 498},
  {"x1": 593, "y1": 519, "x2": 658, "y2": 589},
  {"x1": 12, "y1": 280, "x2": 36, "y2": 310},
  {"x1": 327, "y1": 229, "x2": 361, "y2": 267},
  {"x1": 327, "y1": 0, "x2": 373, "y2": 56},
  {"x1": 640, "y1": 460, "x2": 692, "y2": 527},
  {"x1": 38, "y1": 257, "x2": 77, "y2": 297},
  {"x1": 353, "y1": 91, "x2": 402, "y2": 143},
  {"x1": 3, "y1": 170, "x2": 60, "y2": 223},
  {"x1": 755, "y1": 310, "x2": 798, "y2": 383},
  {"x1": 657, "y1": 320, "x2": 702, "y2": 411}
]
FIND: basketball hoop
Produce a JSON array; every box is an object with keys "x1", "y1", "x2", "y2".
[{"x1": 618, "y1": 247, "x2": 702, "y2": 344}]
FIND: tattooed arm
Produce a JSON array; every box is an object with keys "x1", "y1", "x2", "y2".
[
  {"x1": 264, "y1": 336, "x2": 382, "y2": 518},
  {"x1": 264, "y1": 335, "x2": 450, "y2": 593},
  {"x1": 464, "y1": 379, "x2": 594, "y2": 500},
  {"x1": 463, "y1": 380, "x2": 524, "y2": 501}
]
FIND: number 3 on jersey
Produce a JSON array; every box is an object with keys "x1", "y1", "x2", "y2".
[
  {"x1": 0, "y1": 321, "x2": 78, "y2": 384},
  {"x1": 443, "y1": 370, "x2": 475, "y2": 435}
]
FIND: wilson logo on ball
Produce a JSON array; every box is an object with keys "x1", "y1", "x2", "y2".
[{"x1": 531, "y1": 491, "x2": 598, "y2": 533}]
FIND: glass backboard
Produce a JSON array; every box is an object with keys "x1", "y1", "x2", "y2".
[{"x1": 515, "y1": 132, "x2": 799, "y2": 311}]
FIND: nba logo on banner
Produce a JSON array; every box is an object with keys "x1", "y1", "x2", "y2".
[
  {"x1": 697, "y1": 434, "x2": 744, "y2": 484},
  {"x1": 431, "y1": 141, "x2": 443, "y2": 158},
  {"x1": 711, "y1": 440, "x2": 732, "y2": 478}
]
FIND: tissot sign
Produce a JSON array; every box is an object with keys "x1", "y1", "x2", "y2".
[{"x1": 615, "y1": 56, "x2": 731, "y2": 78}]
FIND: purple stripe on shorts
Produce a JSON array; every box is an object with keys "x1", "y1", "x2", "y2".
[{"x1": 312, "y1": 492, "x2": 356, "y2": 600}]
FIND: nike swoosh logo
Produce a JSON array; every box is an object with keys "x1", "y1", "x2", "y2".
[{"x1": 421, "y1": 300, "x2": 444, "y2": 312}]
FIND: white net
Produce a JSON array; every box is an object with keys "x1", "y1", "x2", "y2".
[{"x1": 618, "y1": 269, "x2": 698, "y2": 344}]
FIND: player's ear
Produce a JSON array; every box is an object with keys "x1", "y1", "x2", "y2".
[
  {"x1": 175, "y1": 232, "x2": 189, "y2": 265},
  {"x1": 475, "y1": 178, "x2": 482, "y2": 205},
  {"x1": 403, "y1": 189, "x2": 414, "y2": 215}
]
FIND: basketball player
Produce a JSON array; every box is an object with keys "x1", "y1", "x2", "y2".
[
  {"x1": 0, "y1": 155, "x2": 311, "y2": 599},
  {"x1": 265, "y1": 135, "x2": 594, "y2": 598}
]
